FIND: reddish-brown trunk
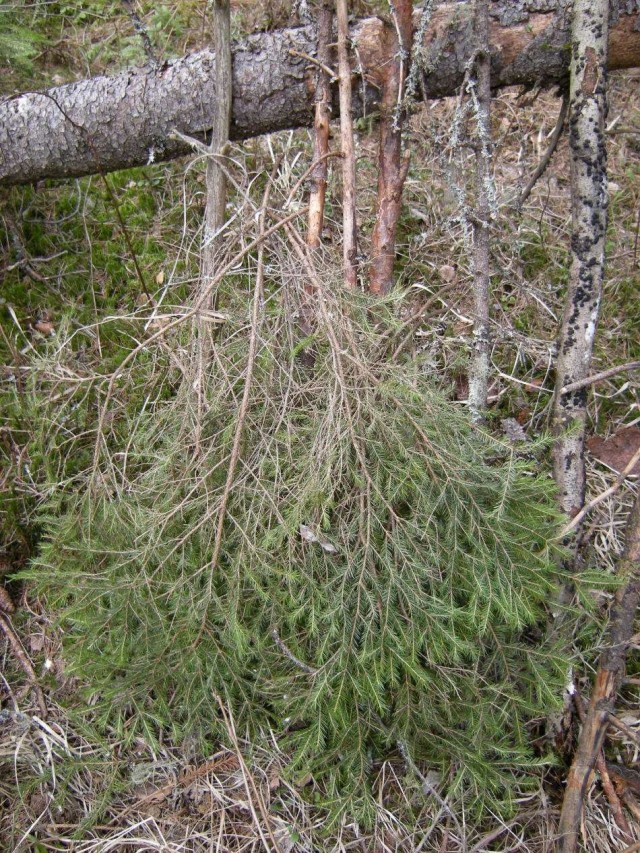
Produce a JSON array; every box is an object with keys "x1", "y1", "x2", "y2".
[{"x1": 369, "y1": 0, "x2": 413, "y2": 296}]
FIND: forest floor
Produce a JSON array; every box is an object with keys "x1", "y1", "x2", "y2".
[{"x1": 1, "y1": 3, "x2": 640, "y2": 851}]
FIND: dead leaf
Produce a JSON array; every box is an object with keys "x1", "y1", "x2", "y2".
[
  {"x1": 33, "y1": 320, "x2": 55, "y2": 336},
  {"x1": 0, "y1": 586, "x2": 15, "y2": 614},
  {"x1": 29, "y1": 633, "x2": 45, "y2": 652},
  {"x1": 438, "y1": 264, "x2": 457, "y2": 284},
  {"x1": 587, "y1": 427, "x2": 640, "y2": 475},
  {"x1": 156, "y1": 270, "x2": 165, "y2": 285},
  {"x1": 454, "y1": 373, "x2": 469, "y2": 401}
]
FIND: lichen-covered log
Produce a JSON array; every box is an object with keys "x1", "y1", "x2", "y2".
[
  {"x1": 552, "y1": 0, "x2": 610, "y2": 521},
  {"x1": 1, "y1": 1, "x2": 639, "y2": 187}
]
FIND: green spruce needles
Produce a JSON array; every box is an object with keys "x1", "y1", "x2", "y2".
[{"x1": 31, "y1": 248, "x2": 568, "y2": 825}]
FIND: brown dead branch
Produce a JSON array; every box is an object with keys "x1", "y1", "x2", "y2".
[
  {"x1": 560, "y1": 360, "x2": 640, "y2": 396},
  {"x1": 596, "y1": 753, "x2": 634, "y2": 841},
  {"x1": 0, "y1": 612, "x2": 47, "y2": 718},
  {"x1": 558, "y1": 490, "x2": 640, "y2": 852},
  {"x1": 368, "y1": 0, "x2": 414, "y2": 296},
  {"x1": 517, "y1": 92, "x2": 569, "y2": 208}
]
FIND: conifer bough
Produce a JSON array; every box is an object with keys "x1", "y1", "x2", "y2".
[{"x1": 1, "y1": 0, "x2": 640, "y2": 186}]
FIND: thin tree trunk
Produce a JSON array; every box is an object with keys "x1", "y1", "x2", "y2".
[
  {"x1": 2, "y1": 3, "x2": 640, "y2": 187},
  {"x1": 558, "y1": 491, "x2": 640, "y2": 852},
  {"x1": 336, "y1": 0, "x2": 358, "y2": 288},
  {"x1": 195, "y1": 0, "x2": 231, "y2": 451},
  {"x1": 467, "y1": 0, "x2": 494, "y2": 422},
  {"x1": 202, "y1": 0, "x2": 232, "y2": 300},
  {"x1": 307, "y1": 0, "x2": 333, "y2": 252},
  {"x1": 552, "y1": 0, "x2": 609, "y2": 522},
  {"x1": 368, "y1": 0, "x2": 414, "y2": 296}
]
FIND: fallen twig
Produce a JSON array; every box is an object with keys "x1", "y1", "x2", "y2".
[
  {"x1": 0, "y1": 612, "x2": 47, "y2": 718},
  {"x1": 517, "y1": 92, "x2": 569, "y2": 208},
  {"x1": 560, "y1": 360, "x2": 640, "y2": 395},
  {"x1": 562, "y1": 444, "x2": 640, "y2": 535}
]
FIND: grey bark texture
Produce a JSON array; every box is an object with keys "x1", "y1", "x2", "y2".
[
  {"x1": 336, "y1": 0, "x2": 358, "y2": 288},
  {"x1": 1, "y1": 1, "x2": 639, "y2": 186},
  {"x1": 468, "y1": 0, "x2": 494, "y2": 422},
  {"x1": 202, "y1": 0, "x2": 232, "y2": 293},
  {"x1": 552, "y1": 0, "x2": 610, "y2": 521}
]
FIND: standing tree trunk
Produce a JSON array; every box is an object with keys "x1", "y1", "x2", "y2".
[
  {"x1": 368, "y1": 0, "x2": 414, "y2": 296},
  {"x1": 195, "y1": 0, "x2": 232, "y2": 451},
  {"x1": 467, "y1": 0, "x2": 494, "y2": 421},
  {"x1": 307, "y1": 0, "x2": 334, "y2": 252},
  {"x1": 552, "y1": 0, "x2": 609, "y2": 523},
  {"x1": 202, "y1": 0, "x2": 232, "y2": 301},
  {"x1": 336, "y1": 0, "x2": 359, "y2": 288}
]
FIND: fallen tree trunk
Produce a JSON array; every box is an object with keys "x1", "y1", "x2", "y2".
[{"x1": 1, "y1": 1, "x2": 639, "y2": 186}]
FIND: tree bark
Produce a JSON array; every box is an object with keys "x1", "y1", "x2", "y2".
[
  {"x1": 202, "y1": 0, "x2": 232, "y2": 293},
  {"x1": 336, "y1": 0, "x2": 358, "y2": 288},
  {"x1": 368, "y1": 0, "x2": 414, "y2": 296},
  {"x1": 1, "y1": 2, "x2": 639, "y2": 187},
  {"x1": 467, "y1": 0, "x2": 494, "y2": 421},
  {"x1": 306, "y1": 0, "x2": 333, "y2": 251},
  {"x1": 552, "y1": 0, "x2": 610, "y2": 522}
]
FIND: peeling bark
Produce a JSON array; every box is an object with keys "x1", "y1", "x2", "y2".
[
  {"x1": 558, "y1": 492, "x2": 640, "y2": 852},
  {"x1": 368, "y1": 0, "x2": 414, "y2": 296},
  {"x1": 553, "y1": 0, "x2": 609, "y2": 521},
  {"x1": 2, "y1": 3, "x2": 639, "y2": 186}
]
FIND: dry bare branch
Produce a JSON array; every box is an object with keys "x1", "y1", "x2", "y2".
[{"x1": 558, "y1": 490, "x2": 640, "y2": 852}]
